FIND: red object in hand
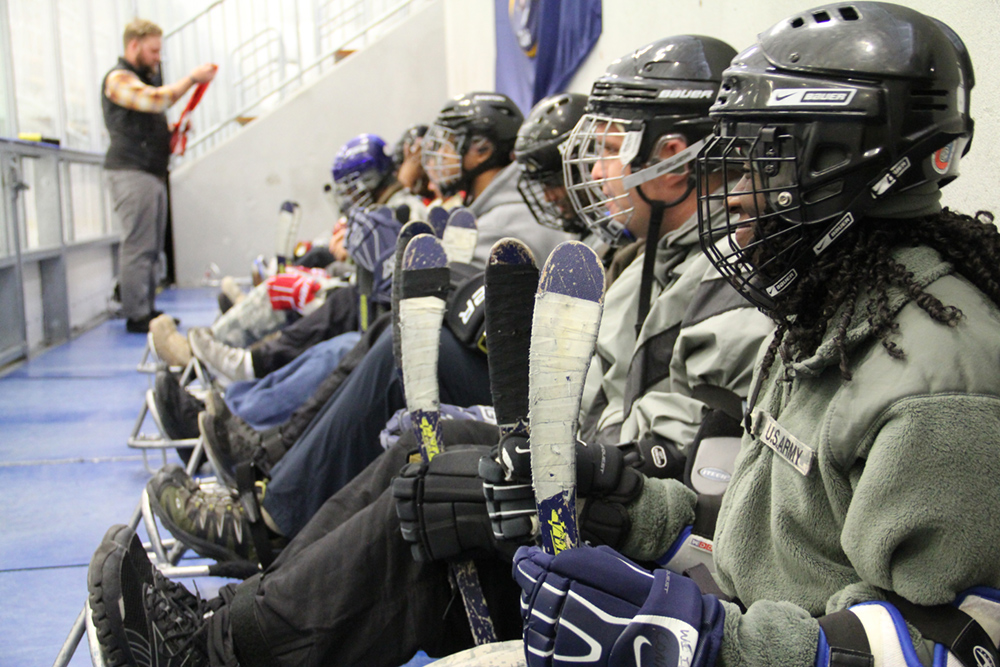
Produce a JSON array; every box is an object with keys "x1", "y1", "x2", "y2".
[
  {"x1": 266, "y1": 273, "x2": 321, "y2": 312},
  {"x1": 171, "y1": 64, "x2": 218, "y2": 156}
]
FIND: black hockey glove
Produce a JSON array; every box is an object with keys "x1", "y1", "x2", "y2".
[
  {"x1": 478, "y1": 434, "x2": 647, "y2": 551},
  {"x1": 392, "y1": 444, "x2": 523, "y2": 563}
]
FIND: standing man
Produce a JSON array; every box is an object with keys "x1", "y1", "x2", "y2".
[{"x1": 103, "y1": 18, "x2": 217, "y2": 333}]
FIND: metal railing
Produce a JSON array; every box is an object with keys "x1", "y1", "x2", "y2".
[{"x1": 161, "y1": 0, "x2": 430, "y2": 163}]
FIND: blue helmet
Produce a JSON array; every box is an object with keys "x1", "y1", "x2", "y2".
[
  {"x1": 345, "y1": 205, "x2": 402, "y2": 304},
  {"x1": 332, "y1": 134, "x2": 395, "y2": 212}
]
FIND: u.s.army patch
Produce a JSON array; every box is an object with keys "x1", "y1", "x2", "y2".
[{"x1": 753, "y1": 411, "x2": 814, "y2": 476}]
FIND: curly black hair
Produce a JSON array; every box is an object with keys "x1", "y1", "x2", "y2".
[{"x1": 759, "y1": 208, "x2": 1000, "y2": 381}]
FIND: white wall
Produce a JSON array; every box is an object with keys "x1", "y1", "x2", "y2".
[
  {"x1": 447, "y1": 0, "x2": 1000, "y2": 220},
  {"x1": 170, "y1": 1, "x2": 450, "y2": 285}
]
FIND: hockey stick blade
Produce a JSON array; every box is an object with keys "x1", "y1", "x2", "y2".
[
  {"x1": 425, "y1": 639, "x2": 526, "y2": 667},
  {"x1": 485, "y1": 238, "x2": 538, "y2": 438},
  {"x1": 442, "y1": 208, "x2": 479, "y2": 265},
  {"x1": 398, "y1": 234, "x2": 449, "y2": 461},
  {"x1": 528, "y1": 241, "x2": 605, "y2": 555},
  {"x1": 426, "y1": 205, "x2": 450, "y2": 238},
  {"x1": 391, "y1": 221, "x2": 436, "y2": 373}
]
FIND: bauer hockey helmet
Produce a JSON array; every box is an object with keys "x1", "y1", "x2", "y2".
[
  {"x1": 563, "y1": 35, "x2": 737, "y2": 246},
  {"x1": 514, "y1": 93, "x2": 589, "y2": 234},
  {"x1": 422, "y1": 92, "x2": 524, "y2": 196},
  {"x1": 332, "y1": 134, "x2": 395, "y2": 212},
  {"x1": 696, "y1": 2, "x2": 975, "y2": 311}
]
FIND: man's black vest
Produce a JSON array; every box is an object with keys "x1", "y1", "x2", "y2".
[{"x1": 101, "y1": 57, "x2": 172, "y2": 177}]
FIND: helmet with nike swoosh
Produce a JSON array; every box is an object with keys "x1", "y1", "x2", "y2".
[{"x1": 696, "y1": 2, "x2": 975, "y2": 311}]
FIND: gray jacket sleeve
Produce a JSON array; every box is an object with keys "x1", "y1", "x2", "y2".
[{"x1": 619, "y1": 254, "x2": 772, "y2": 449}]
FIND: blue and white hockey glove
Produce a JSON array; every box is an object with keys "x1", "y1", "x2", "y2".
[
  {"x1": 816, "y1": 587, "x2": 1000, "y2": 667},
  {"x1": 513, "y1": 544, "x2": 725, "y2": 667}
]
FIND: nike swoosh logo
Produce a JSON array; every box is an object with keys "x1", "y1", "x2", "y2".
[
  {"x1": 774, "y1": 91, "x2": 797, "y2": 101},
  {"x1": 514, "y1": 446, "x2": 530, "y2": 454},
  {"x1": 634, "y1": 636, "x2": 651, "y2": 667}
]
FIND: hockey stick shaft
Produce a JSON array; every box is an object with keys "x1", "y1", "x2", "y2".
[{"x1": 398, "y1": 235, "x2": 498, "y2": 645}]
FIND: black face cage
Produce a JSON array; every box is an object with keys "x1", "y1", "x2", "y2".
[
  {"x1": 697, "y1": 123, "x2": 817, "y2": 311},
  {"x1": 516, "y1": 169, "x2": 585, "y2": 234}
]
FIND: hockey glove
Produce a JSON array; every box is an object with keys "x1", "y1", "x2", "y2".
[
  {"x1": 393, "y1": 444, "x2": 524, "y2": 563},
  {"x1": 814, "y1": 588, "x2": 1000, "y2": 667},
  {"x1": 479, "y1": 435, "x2": 644, "y2": 550},
  {"x1": 265, "y1": 272, "x2": 321, "y2": 313},
  {"x1": 513, "y1": 544, "x2": 725, "y2": 667}
]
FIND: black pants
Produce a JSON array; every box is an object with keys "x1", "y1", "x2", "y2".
[
  {"x1": 262, "y1": 326, "x2": 492, "y2": 537},
  {"x1": 215, "y1": 423, "x2": 521, "y2": 667},
  {"x1": 250, "y1": 287, "x2": 360, "y2": 377}
]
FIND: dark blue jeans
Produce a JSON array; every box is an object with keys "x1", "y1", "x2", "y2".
[
  {"x1": 226, "y1": 332, "x2": 361, "y2": 429},
  {"x1": 262, "y1": 327, "x2": 492, "y2": 537}
]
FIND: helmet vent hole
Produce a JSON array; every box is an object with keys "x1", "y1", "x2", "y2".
[
  {"x1": 802, "y1": 182, "x2": 843, "y2": 205},
  {"x1": 790, "y1": 17, "x2": 805, "y2": 28},
  {"x1": 812, "y1": 10, "x2": 831, "y2": 23},
  {"x1": 811, "y1": 146, "x2": 849, "y2": 176},
  {"x1": 911, "y1": 89, "x2": 949, "y2": 112},
  {"x1": 838, "y1": 7, "x2": 860, "y2": 21}
]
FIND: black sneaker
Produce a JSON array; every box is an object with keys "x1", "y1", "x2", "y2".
[
  {"x1": 147, "y1": 464, "x2": 259, "y2": 563},
  {"x1": 125, "y1": 314, "x2": 154, "y2": 334},
  {"x1": 153, "y1": 370, "x2": 206, "y2": 467},
  {"x1": 154, "y1": 370, "x2": 204, "y2": 440},
  {"x1": 88, "y1": 524, "x2": 210, "y2": 666},
  {"x1": 201, "y1": 412, "x2": 259, "y2": 490},
  {"x1": 205, "y1": 393, "x2": 278, "y2": 478}
]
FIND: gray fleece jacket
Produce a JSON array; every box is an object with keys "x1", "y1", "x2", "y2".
[
  {"x1": 626, "y1": 245, "x2": 1000, "y2": 665},
  {"x1": 467, "y1": 162, "x2": 570, "y2": 270}
]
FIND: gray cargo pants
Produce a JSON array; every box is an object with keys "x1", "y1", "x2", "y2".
[{"x1": 106, "y1": 169, "x2": 168, "y2": 320}]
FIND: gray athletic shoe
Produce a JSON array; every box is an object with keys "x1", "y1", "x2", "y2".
[{"x1": 187, "y1": 327, "x2": 252, "y2": 382}]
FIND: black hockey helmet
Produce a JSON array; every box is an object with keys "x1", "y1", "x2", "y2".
[
  {"x1": 514, "y1": 93, "x2": 589, "y2": 233},
  {"x1": 696, "y1": 2, "x2": 975, "y2": 311},
  {"x1": 563, "y1": 35, "x2": 737, "y2": 245},
  {"x1": 392, "y1": 124, "x2": 428, "y2": 170},
  {"x1": 422, "y1": 92, "x2": 524, "y2": 196}
]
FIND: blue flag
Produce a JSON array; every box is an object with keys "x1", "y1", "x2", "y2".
[{"x1": 495, "y1": 0, "x2": 602, "y2": 114}]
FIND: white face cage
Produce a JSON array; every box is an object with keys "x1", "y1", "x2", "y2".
[
  {"x1": 421, "y1": 124, "x2": 464, "y2": 191},
  {"x1": 561, "y1": 114, "x2": 637, "y2": 246},
  {"x1": 333, "y1": 172, "x2": 375, "y2": 214},
  {"x1": 563, "y1": 114, "x2": 710, "y2": 246}
]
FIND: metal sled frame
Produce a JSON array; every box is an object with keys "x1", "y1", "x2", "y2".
[{"x1": 128, "y1": 337, "x2": 213, "y2": 473}]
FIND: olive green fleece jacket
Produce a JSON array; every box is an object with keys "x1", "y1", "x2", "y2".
[{"x1": 625, "y1": 245, "x2": 1000, "y2": 665}]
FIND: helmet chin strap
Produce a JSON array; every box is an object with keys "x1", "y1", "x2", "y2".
[{"x1": 633, "y1": 174, "x2": 696, "y2": 335}]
